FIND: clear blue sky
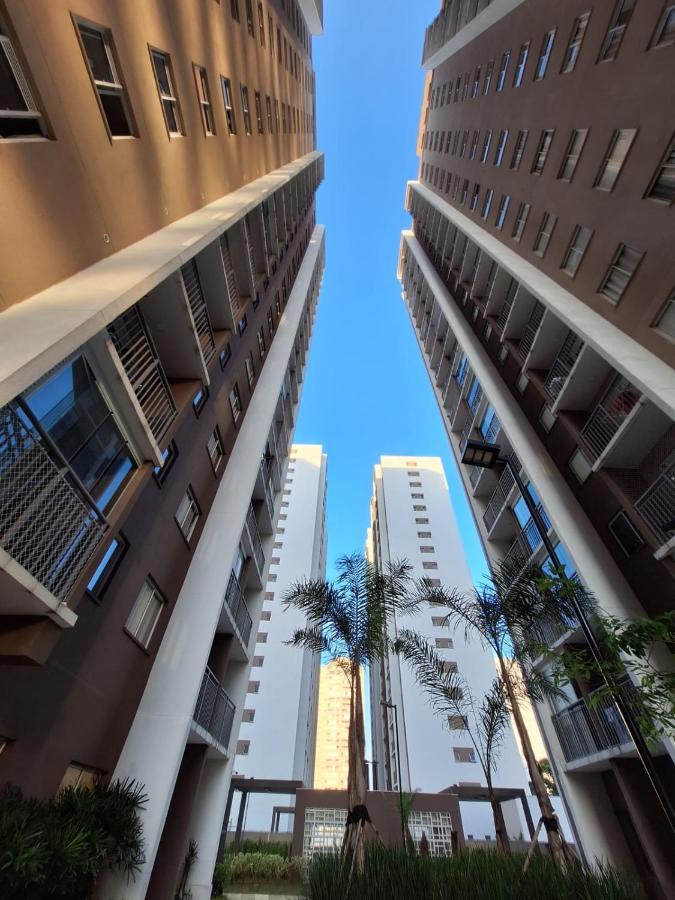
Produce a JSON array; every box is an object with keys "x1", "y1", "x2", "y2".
[{"x1": 294, "y1": 0, "x2": 488, "y2": 586}]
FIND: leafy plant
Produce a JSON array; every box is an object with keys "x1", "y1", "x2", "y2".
[
  {"x1": 537, "y1": 759, "x2": 558, "y2": 797},
  {"x1": 223, "y1": 838, "x2": 292, "y2": 858},
  {"x1": 211, "y1": 852, "x2": 304, "y2": 895},
  {"x1": 0, "y1": 779, "x2": 146, "y2": 899}
]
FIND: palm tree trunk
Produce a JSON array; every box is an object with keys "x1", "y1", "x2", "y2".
[
  {"x1": 487, "y1": 783, "x2": 511, "y2": 854},
  {"x1": 497, "y1": 657, "x2": 568, "y2": 868},
  {"x1": 343, "y1": 661, "x2": 369, "y2": 874}
]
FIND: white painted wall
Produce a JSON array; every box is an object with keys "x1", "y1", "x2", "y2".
[{"x1": 235, "y1": 445, "x2": 327, "y2": 832}]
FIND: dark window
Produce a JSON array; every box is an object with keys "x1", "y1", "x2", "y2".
[
  {"x1": 194, "y1": 64, "x2": 215, "y2": 135},
  {"x1": 76, "y1": 22, "x2": 134, "y2": 137},
  {"x1": 561, "y1": 12, "x2": 590, "y2": 73},
  {"x1": 531, "y1": 129, "x2": 554, "y2": 174},
  {"x1": 86, "y1": 534, "x2": 128, "y2": 601},
  {"x1": 192, "y1": 384, "x2": 209, "y2": 416},
  {"x1": 221, "y1": 77, "x2": 237, "y2": 134},
  {"x1": 150, "y1": 49, "x2": 182, "y2": 135},
  {"x1": 245, "y1": 0, "x2": 255, "y2": 36},
  {"x1": 153, "y1": 441, "x2": 178, "y2": 485},
  {"x1": 594, "y1": 128, "x2": 637, "y2": 191},
  {"x1": 608, "y1": 511, "x2": 644, "y2": 555},
  {"x1": 240, "y1": 84, "x2": 252, "y2": 134},
  {"x1": 230, "y1": 0, "x2": 240, "y2": 22},
  {"x1": 645, "y1": 134, "x2": 675, "y2": 203},
  {"x1": 598, "y1": 0, "x2": 635, "y2": 61},
  {"x1": 534, "y1": 29, "x2": 556, "y2": 80},
  {"x1": 558, "y1": 128, "x2": 588, "y2": 181},
  {"x1": 0, "y1": 30, "x2": 45, "y2": 138},
  {"x1": 650, "y1": 3, "x2": 675, "y2": 47},
  {"x1": 219, "y1": 342, "x2": 232, "y2": 369}
]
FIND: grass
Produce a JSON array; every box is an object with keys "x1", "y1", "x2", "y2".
[
  {"x1": 215, "y1": 885, "x2": 301, "y2": 898},
  {"x1": 303, "y1": 846, "x2": 645, "y2": 900}
]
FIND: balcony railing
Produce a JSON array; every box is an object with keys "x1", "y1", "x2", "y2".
[
  {"x1": 246, "y1": 504, "x2": 265, "y2": 574},
  {"x1": 193, "y1": 666, "x2": 236, "y2": 749},
  {"x1": 224, "y1": 571, "x2": 252, "y2": 646},
  {"x1": 580, "y1": 375, "x2": 640, "y2": 462},
  {"x1": 181, "y1": 259, "x2": 216, "y2": 364},
  {"x1": 482, "y1": 460, "x2": 516, "y2": 533},
  {"x1": 0, "y1": 404, "x2": 108, "y2": 604},
  {"x1": 518, "y1": 301, "x2": 545, "y2": 361},
  {"x1": 635, "y1": 462, "x2": 675, "y2": 546},
  {"x1": 107, "y1": 305, "x2": 176, "y2": 444},
  {"x1": 551, "y1": 678, "x2": 637, "y2": 764},
  {"x1": 422, "y1": 0, "x2": 495, "y2": 65},
  {"x1": 260, "y1": 460, "x2": 275, "y2": 523},
  {"x1": 220, "y1": 232, "x2": 245, "y2": 324},
  {"x1": 545, "y1": 331, "x2": 584, "y2": 401},
  {"x1": 503, "y1": 509, "x2": 552, "y2": 569}
]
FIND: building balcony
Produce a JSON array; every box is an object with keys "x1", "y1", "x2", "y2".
[
  {"x1": 243, "y1": 504, "x2": 265, "y2": 585},
  {"x1": 544, "y1": 330, "x2": 584, "y2": 402},
  {"x1": 191, "y1": 666, "x2": 236, "y2": 753},
  {"x1": 221, "y1": 570, "x2": 253, "y2": 654},
  {"x1": 551, "y1": 678, "x2": 640, "y2": 771},
  {"x1": 579, "y1": 375, "x2": 641, "y2": 463},
  {"x1": 422, "y1": 0, "x2": 496, "y2": 67},
  {"x1": 635, "y1": 461, "x2": 675, "y2": 550}
]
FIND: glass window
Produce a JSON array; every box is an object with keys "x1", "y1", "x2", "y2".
[
  {"x1": 153, "y1": 441, "x2": 178, "y2": 484},
  {"x1": 245, "y1": 351, "x2": 255, "y2": 388},
  {"x1": 471, "y1": 66, "x2": 481, "y2": 98},
  {"x1": 598, "y1": 0, "x2": 635, "y2": 61},
  {"x1": 87, "y1": 534, "x2": 128, "y2": 600},
  {"x1": 229, "y1": 383, "x2": 242, "y2": 422},
  {"x1": 558, "y1": 128, "x2": 588, "y2": 181},
  {"x1": 650, "y1": 3, "x2": 675, "y2": 47},
  {"x1": 77, "y1": 23, "x2": 134, "y2": 137},
  {"x1": 531, "y1": 129, "x2": 554, "y2": 174},
  {"x1": 470, "y1": 130, "x2": 479, "y2": 160},
  {"x1": 240, "y1": 84, "x2": 252, "y2": 134},
  {"x1": 175, "y1": 487, "x2": 200, "y2": 541},
  {"x1": 653, "y1": 288, "x2": 675, "y2": 339},
  {"x1": 221, "y1": 77, "x2": 236, "y2": 134},
  {"x1": 23, "y1": 355, "x2": 136, "y2": 511},
  {"x1": 245, "y1": 0, "x2": 255, "y2": 36},
  {"x1": 599, "y1": 244, "x2": 643, "y2": 304},
  {"x1": 257, "y1": 2, "x2": 265, "y2": 46},
  {"x1": 0, "y1": 30, "x2": 45, "y2": 138},
  {"x1": 513, "y1": 42, "x2": 530, "y2": 86},
  {"x1": 479, "y1": 405, "x2": 499, "y2": 440},
  {"x1": 561, "y1": 225, "x2": 593, "y2": 275},
  {"x1": 483, "y1": 60, "x2": 494, "y2": 94},
  {"x1": 455, "y1": 354, "x2": 469, "y2": 385},
  {"x1": 493, "y1": 129, "x2": 509, "y2": 166},
  {"x1": 192, "y1": 384, "x2": 208, "y2": 416},
  {"x1": 543, "y1": 542, "x2": 576, "y2": 578},
  {"x1": 534, "y1": 29, "x2": 556, "y2": 80},
  {"x1": 470, "y1": 183, "x2": 481, "y2": 211},
  {"x1": 194, "y1": 64, "x2": 215, "y2": 135},
  {"x1": 207, "y1": 427, "x2": 224, "y2": 471},
  {"x1": 266, "y1": 94, "x2": 273, "y2": 132},
  {"x1": 254, "y1": 89, "x2": 263, "y2": 133},
  {"x1": 495, "y1": 194, "x2": 510, "y2": 230},
  {"x1": 58, "y1": 763, "x2": 99, "y2": 793},
  {"x1": 480, "y1": 130, "x2": 492, "y2": 162},
  {"x1": 533, "y1": 212, "x2": 557, "y2": 256},
  {"x1": 219, "y1": 342, "x2": 232, "y2": 369},
  {"x1": 151, "y1": 50, "x2": 182, "y2": 135},
  {"x1": 496, "y1": 50, "x2": 511, "y2": 90},
  {"x1": 481, "y1": 188, "x2": 494, "y2": 220},
  {"x1": 595, "y1": 129, "x2": 637, "y2": 191},
  {"x1": 126, "y1": 578, "x2": 165, "y2": 648},
  {"x1": 561, "y1": 12, "x2": 590, "y2": 73},
  {"x1": 230, "y1": 0, "x2": 240, "y2": 21},
  {"x1": 646, "y1": 135, "x2": 675, "y2": 203},
  {"x1": 510, "y1": 130, "x2": 528, "y2": 170},
  {"x1": 454, "y1": 747, "x2": 476, "y2": 763},
  {"x1": 512, "y1": 202, "x2": 531, "y2": 241}
]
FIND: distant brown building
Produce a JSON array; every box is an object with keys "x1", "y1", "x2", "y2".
[
  {"x1": 314, "y1": 659, "x2": 363, "y2": 790},
  {"x1": 0, "y1": 2, "x2": 324, "y2": 898},
  {"x1": 401, "y1": 2, "x2": 675, "y2": 898}
]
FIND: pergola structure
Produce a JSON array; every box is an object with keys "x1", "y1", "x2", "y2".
[
  {"x1": 442, "y1": 784, "x2": 537, "y2": 840},
  {"x1": 221, "y1": 777, "x2": 304, "y2": 852}
]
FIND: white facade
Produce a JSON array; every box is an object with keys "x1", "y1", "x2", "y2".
[
  {"x1": 367, "y1": 455, "x2": 533, "y2": 842},
  {"x1": 234, "y1": 444, "x2": 327, "y2": 832}
]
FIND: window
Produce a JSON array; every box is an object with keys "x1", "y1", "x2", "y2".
[
  {"x1": 23, "y1": 355, "x2": 136, "y2": 511},
  {"x1": 245, "y1": 352, "x2": 256, "y2": 388},
  {"x1": 420, "y1": 545, "x2": 435, "y2": 553},
  {"x1": 594, "y1": 128, "x2": 637, "y2": 191},
  {"x1": 58, "y1": 763, "x2": 100, "y2": 793},
  {"x1": 496, "y1": 50, "x2": 510, "y2": 90},
  {"x1": 251, "y1": 655, "x2": 264, "y2": 667},
  {"x1": 653, "y1": 288, "x2": 675, "y2": 339},
  {"x1": 151, "y1": 50, "x2": 182, "y2": 135},
  {"x1": 534, "y1": 29, "x2": 556, "y2": 79},
  {"x1": 192, "y1": 384, "x2": 208, "y2": 416},
  {"x1": 454, "y1": 747, "x2": 477, "y2": 763},
  {"x1": 0, "y1": 29, "x2": 46, "y2": 139},
  {"x1": 76, "y1": 22, "x2": 134, "y2": 137},
  {"x1": 87, "y1": 534, "x2": 128, "y2": 600},
  {"x1": 480, "y1": 130, "x2": 492, "y2": 163},
  {"x1": 242, "y1": 709, "x2": 255, "y2": 723},
  {"x1": 422, "y1": 561, "x2": 438, "y2": 570},
  {"x1": 194, "y1": 64, "x2": 215, "y2": 134},
  {"x1": 409, "y1": 481, "x2": 422, "y2": 487},
  {"x1": 469, "y1": 130, "x2": 479, "y2": 160},
  {"x1": 495, "y1": 193, "x2": 510, "y2": 229},
  {"x1": 229, "y1": 383, "x2": 242, "y2": 422},
  {"x1": 512, "y1": 202, "x2": 531, "y2": 241},
  {"x1": 435, "y1": 638, "x2": 453, "y2": 649},
  {"x1": 236, "y1": 740, "x2": 250, "y2": 755},
  {"x1": 219, "y1": 342, "x2": 232, "y2": 369},
  {"x1": 561, "y1": 12, "x2": 590, "y2": 73},
  {"x1": 126, "y1": 578, "x2": 165, "y2": 648},
  {"x1": 646, "y1": 135, "x2": 675, "y2": 203},
  {"x1": 561, "y1": 225, "x2": 593, "y2": 276},
  {"x1": 481, "y1": 188, "x2": 494, "y2": 220},
  {"x1": 260, "y1": 610, "x2": 271, "y2": 621},
  {"x1": 460, "y1": 130, "x2": 468, "y2": 157},
  {"x1": 221, "y1": 77, "x2": 237, "y2": 134},
  {"x1": 247, "y1": 681, "x2": 260, "y2": 693},
  {"x1": 531, "y1": 129, "x2": 554, "y2": 174},
  {"x1": 608, "y1": 511, "x2": 644, "y2": 555},
  {"x1": 448, "y1": 716, "x2": 467, "y2": 730},
  {"x1": 510, "y1": 129, "x2": 528, "y2": 170},
  {"x1": 257, "y1": 327, "x2": 266, "y2": 360},
  {"x1": 598, "y1": 1, "x2": 635, "y2": 61},
  {"x1": 513, "y1": 42, "x2": 529, "y2": 86},
  {"x1": 493, "y1": 129, "x2": 509, "y2": 166},
  {"x1": 533, "y1": 212, "x2": 557, "y2": 256},
  {"x1": 483, "y1": 59, "x2": 494, "y2": 94},
  {"x1": 240, "y1": 84, "x2": 252, "y2": 134},
  {"x1": 245, "y1": 0, "x2": 255, "y2": 36},
  {"x1": 413, "y1": 505, "x2": 427, "y2": 511},
  {"x1": 254, "y1": 90, "x2": 263, "y2": 133},
  {"x1": 266, "y1": 95, "x2": 273, "y2": 132},
  {"x1": 431, "y1": 616, "x2": 446, "y2": 626},
  {"x1": 230, "y1": 0, "x2": 240, "y2": 21},
  {"x1": 470, "y1": 183, "x2": 481, "y2": 211},
  {"x1": 471, "y1": 66, "x2": 481, "y2": 97},
  {"x1": 599, "y1": 243, "x2": 643, "y2": 304},
  {"x1": 650, "y1": 3, "x2": 675, "y2": 46},
  {"x1": 415, "y1": 517, "x2": 429, "y2": 524},
  {"x1": 176, "y1": 487, "x2": 200, "y2": 541},
  {"x1": 258, "y1": 2, "x2": 265, "y2": 45},
  {"x1": 558, "y1": 128, "x2": 588, "y2": 181},
  {"x1": 153, "y1": 441, "x2": 178, "y2": 485},
  {"x1": 411, "y1": 493, "x2": 424, "y2": 499},
  {"x1": 265, "y1": 591, "x2": 274, "y2": 601},
  {"x1": 207, "y1": 427, "x2": 224, "y2": 471},
  {"x1": 418, "y1": 531, "x2": 432, "y2": 538}
]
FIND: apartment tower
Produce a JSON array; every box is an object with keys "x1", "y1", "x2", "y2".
[
  {"x1": 233, "y1": 443, "x2": 327, "y2": 833},
  {"x1": 0, "y1": 2, "x2": 324, "y2": 898},
  {"x1": 367, "y1": 456, "x2": 532, "y2": 841},
  {"x1": 313, "y1": 659, "x2": 362, "y2": 790},
  {"x1": 400, "y1": 1, "x2": 674, "y2": 895}
]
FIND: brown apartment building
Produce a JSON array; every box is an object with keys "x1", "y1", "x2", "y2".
[
  {"x1": 400, "y1": 1, "x2": 675, "y2": 897},
  {"x1": 0, "y1": 1, "x2": 324, "y2": 898}
]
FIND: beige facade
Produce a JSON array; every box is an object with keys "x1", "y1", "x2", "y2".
[{"x1": 313, "y1": 659, "x2": 364, "y2": 790}]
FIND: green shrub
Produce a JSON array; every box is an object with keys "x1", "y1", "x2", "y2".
[
  {"x1": 223, "y1": 838, "x2": 292, "y2": 859},
  {"x1": 0, "y1": 779, "x2": 146, "y2": 900},
  {"x1": 211, "y1": 852, "x2": 305, "y2": 895},
  {"x1": 304, "y1": 846, "x2": 644, "y2": 900}
]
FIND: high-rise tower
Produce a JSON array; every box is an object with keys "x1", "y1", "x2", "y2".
[
  {"x1": 0, "y1": 2, "x2": 324, "y2": 898},
  {"x1": 400, "y1": 2, "x2": 675, "y2": 896}
]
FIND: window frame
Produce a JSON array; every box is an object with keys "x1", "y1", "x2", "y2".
[
  {"x1": 534, "y1": 29, "x2": 556, "y2": 80},
  {"x1": 645, "y1": 133, "x2": 675, "y2": 204},
  {"x1": 561, "y1": 225, "x2": 593, "y2": 276},
  {"x1": 649, "y1": 3, "x2": 675, "y2": 47},
  {"x1": 153, "y1": 441, "x2": 178, "y2": 486},
  {"x1": 561, "y1": 12, "x2": 591, "y2": 73},
  {"x1": 496, "y1": 49, "x2": 511, "y2": 91},
  {"x1": 125, "y1": 577, "x2": 166, "y2": 650},
  {"x1": 240, "y1": 83, "x2": 252, "y2": 135},
  {"x1": 531, "y1": 128, "x2": 555, "y2": 174},
  {"x1": 558, "y1": 128, "x2": 588, "y2": 181},
  {"x1": 597, "y1": 0, "x2": 635, "y2": 62},
  {"x1": 512, "y1": 202, "x2": 531, "y2": 241},
  {"x1": 533, "y1": 211, "x2": 557, "y2": 257},
  {"x1": 594, "y1": 128, "x2": 637, "y2": 192},
  {"x1": 510, "y1": 129, "x2": 528, "y2": 170},
  {"x1": 652, "y1": 287, "x2": 675, "y2": 341},
  {"x1": 513, "y1": 41, "x2": 530, "y2": 86},
  {"x1": 175, "y1": 486, "x2": 201, "y2": 543},
  {"x1": 150, "y1": 47, "x2": 183, "y2": 136},
  {"x1": 598, "y1": 243, "x2": 643, "y2": 304},
  {"x1": 221, "y1": 76, "x2": 237, "y2": 134},
  {"x1": 207, "y1": 426, "x2": 225, "y2": 473},
  {"x1": 86, "y1": 533, "x2": 129, "y2": 602},
  {"x1": 229, "y1": 382, "x2": 243, "y2": 423},
  {"x1": 194, "y1": 63, "x2": 215, "y2": 135}
]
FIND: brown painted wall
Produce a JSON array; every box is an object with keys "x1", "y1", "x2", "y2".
[
  {"x1": 0, "y1": 0, "x2": 315, "y2": 309},
  {"x1": 0, "y1": 206, "x2": 316, "y2": 798},
  {"x1": 420, "y1": 0, "x2": 675, "y2": 366}
]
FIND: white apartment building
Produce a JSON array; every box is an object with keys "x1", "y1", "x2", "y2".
[
  {"x1": 234, "y1": 444, "x2": 327, "y2": 833},
  {"x1": 367, "y1": 455, "x2": 534, "y2": 842}
]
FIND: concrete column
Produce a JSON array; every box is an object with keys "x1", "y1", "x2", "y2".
[
  {"x1": 185, "y1": 757, "x2": 235, "y2": 900},
  {"x1": 96, "y1": 227, "x2": 325, "y2": 900}
]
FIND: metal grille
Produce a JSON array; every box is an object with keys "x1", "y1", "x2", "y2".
[
  {"x1": 635, "y1": 462, "x2": 675, "y2": 545},
  {"x1": 219, "y1": 233, "x2": 244, "y2": 323},
  {"x1": 242, "y1": 217, "x2": 258, "y2": 289},
  {"x1": 245, "y1": 504, "x2": 265, "y2": 573},
  {"x1": 180, "y1": 260, "x2": 216, "y2": 364},
  {"x1": 0, "y1": 404, "x2": 107, "y2": 602},
  {"x1": 107, "y1": 306, "x2": 176, "y2": 443},
  {"x1": 302, "y1": 807, "x2": 347, "y2": 857},
  {"x1": 545, "y1": 330, "x2": 584, "y2": 400},
  {"x1": 193, "y1": 666, "x2": 236, "y2": 749},
  {"x1": 580, "y1": 375, "x2": 640, "y2": 461},
  {"x1": 551, "y1": 678, "x2": 636, "y2": 763},
  {"x1": 224, "y1": 570, "x2": 252, "y2": 646},
  {"x1": 483, "y1": 464, "x2": 516, "y2": 532},
  {"x1": 495, "y1": 279, "x2": 517, "y2": 334},
  {"x1": 409, "y1": 811, "x2": 454, "y2": 856},
  {"x1": 518, "y1": 300, "x2": 545, "y2": 360}
]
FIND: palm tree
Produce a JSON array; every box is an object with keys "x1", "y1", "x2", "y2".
[
  {"x1": 283, "y1": 552, "x2": 424, "y2": 873},
  {"x1": 394, "y1": 630, "x2": 512, "y2": 853},
  {"x1": 422, "y1": 559, "x2": 581, "y2": 868}
]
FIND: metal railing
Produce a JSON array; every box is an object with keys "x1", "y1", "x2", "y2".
[
  {"x1": 467, "y1": 380, "x2": 483, "y2": 416},
  {"x1": 580, "y1": 375, "x2": 640, "y2": 462},
  {"x1": 220, "y1": 232, "x2": 245, "y2": 324},
  {"x1": 495, "y1": 290, "x2": 515, "y2": 334},
  {"x1": 224, "y1": 571, "x2": 252, "y2": 646},
  {"x1": 246, "y1": 504, "x2": 265, "y2": 574},
  {"x1": 503, "y1": 509, "x2": 552, "y2": 569},
  {"x1": 635, "y1": 462, "x2": 675, "y2": 546},
  {"x1": 446, "y1": 380, "x2": 462, "y2": 420},
  {"x1": 551, "y1": 678, "x2": 636, "y2": 764},
  {"x1": 518, "y1": 301, "x2": 545, "y2": 361},
  {"x1": 482, "y1": 461, "x2": 516, "y2": 532},
  {"x1": 459, "y1": 417, "x2": 474, "y2": 454},
  {"x1": 545, "y1": 331, "x2": 584, "y2": 401},
  {"x1": 482, "y1": 414, "x2": 501, "y2": 445},
  {"x1": 107, "y1": 305, "x2": 176, "y2": 444},
  {"x1": 181, "y1": 260, "x2": 216, "y2": 364},
  {"x1": 193, "y1": 666, "x2": 236, "y2": 749},
  {"x1": 422, "y1": 0, "x2": 495, "y2": 64},
  {"x1": 259, "y1": 460, "x2": 275, "y2": 522},
  {"x1": 0, "y1": 404, "x2": 107, "y2": 603}
]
